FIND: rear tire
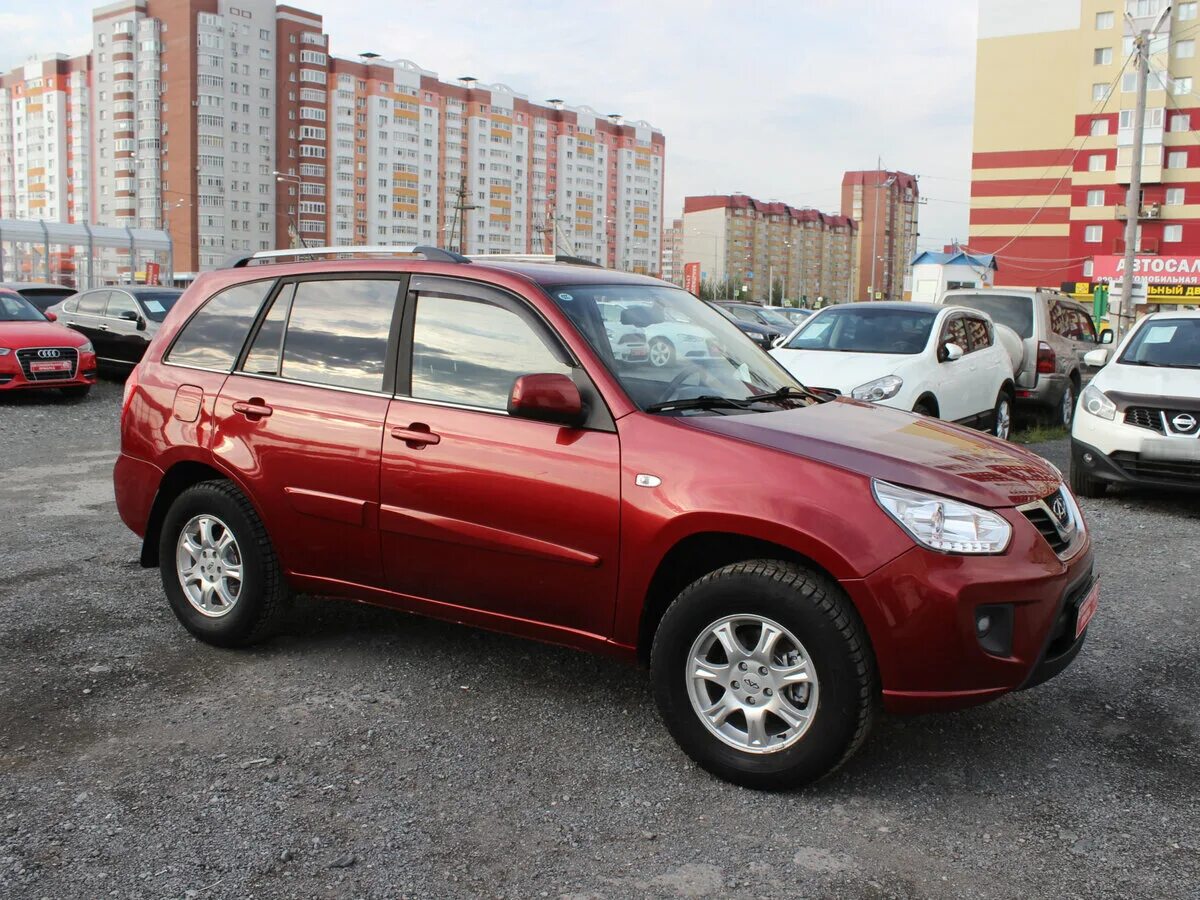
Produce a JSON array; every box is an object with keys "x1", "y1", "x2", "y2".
[
  {"x1": 1070, "y1": 461, "x2": 1107, "y2": 498},
  {"x1": 158, "y1": 480, "x2": 289, "y2": 647},
  {"x1": 650, "y1": 560, "x2": 879, "y2": 790},
  {"x1": 992, "y1": 390, "x2": 1013, "y2": 440}
]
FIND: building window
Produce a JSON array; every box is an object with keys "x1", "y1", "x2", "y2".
[
  {"x1": 1083, "y1": 259, "x2": 1094, "y2": 277},
  {"x1": 1167, "y1": 187, "x2": 1185, "y2": 204},
  {"x1": 1177, "y1": 39, "x2": 1197, "y2": 58},
  {"x1": 1094, "y1": 47, "x2": 1113, "y2": 65},
  {"x1": 1089, "y1": 153, "x2": 1107, "y2": 171},
  {"x1": 1164, "y1": 224, "x2": 1183, "y2": 241},
  {"x1": 1122, "y1": 72, "x2": 1137, "y2": 92},
  {"x1": 1174, "y1": 76, "x2": 1193, "y2": 95},
  {"x1": 1096, "y1": 10, "x2": 1115, "y2": 28},
  {"x1": 1172, "y1": 113, "x2": 1191, "y2": 131},
  {"x1": 1169, "y1": 150, "x2": 1188, "y2": 167},
  {"x1": 1092, "y1": 82, "x2": 1110, "y2": 101},
  {"x1": 1087, "y1": 189, "x2": 1106, "y2": 206},
  {"x1": 1090, "y1": 118, "x2": 1110, "y2": 136},
  {"x1": 1084, "y1": 225, "x2": 1103, "y2": 243},
  {"x1": 1182, "y1": 1, "x2": 1198, "y2": 19}
]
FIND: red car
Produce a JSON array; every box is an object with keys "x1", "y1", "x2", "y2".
[
  {"x1": 0, "y1": 288, "x2": 97, "y2": 397},
  {"x1": 114, "y1": 248, "x2": 1096, "y2": 789}
]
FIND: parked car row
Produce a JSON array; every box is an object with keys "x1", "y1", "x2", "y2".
[{"x1": 0, "y1": 288, "x2": 97, "y2": 397}]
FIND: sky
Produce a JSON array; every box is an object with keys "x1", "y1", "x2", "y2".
[{"x1": 0, "y1": 0, "x2": 978, "y2": 251}]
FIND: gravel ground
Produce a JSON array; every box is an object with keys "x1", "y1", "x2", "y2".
[{"x1": 1, "y1": 380, "x2": 1198, "y2": 900}]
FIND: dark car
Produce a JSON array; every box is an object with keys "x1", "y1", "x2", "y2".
[
  {"x1": 114, "y1": 245, "x2": 1095, "y2": 790},
  {"x1": 0, "y1": 281, "x2": 78, "y2": 314},
  {"x1": 50, "y1": 286, "x2": 183, "y2": 368},
  {"x1": 715, "y1": 301, "x2": 801, "y2": 337},
  {"x1": 704, "y1": 301, "x2": 782, "y2": 349}
]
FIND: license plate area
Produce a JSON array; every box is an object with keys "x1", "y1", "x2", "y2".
[
  {"x1": 1075, "y1": 579, "x2": 1100, "y2": 639},
  {"x1": 29, "y1": 360, "x2": 72, "y2": 374}
]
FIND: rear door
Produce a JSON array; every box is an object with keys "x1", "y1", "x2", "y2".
[
  {"x1": 962, "y1": 313, "x2": 1006, "y2": 417},
  {"x1": 379, "y1": 275, "x2": 621, "y2": 638},
  {"x1": 64, "y1": 290, "x2": 111, "y2": 357},
  {"x1": 212, "y1": 274, "x2": 405, "y2": 588}
]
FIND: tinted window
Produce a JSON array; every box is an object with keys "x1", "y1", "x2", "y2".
[
  {"x1": 943, "y1": 293, "x2": 1034, "y2": 338},
  {"x1": 964, "y1": 316, "x2": 991, "y2": 352},
  {"x1": 412, "y1": 292, "x2": 571, "y2": 410},
  {"x1": 279, "y1": 279, "x2": 399, "y2": 391},
  {"x1": 1073, "y1": 308, "x2": 1097, "y2": 343},
  {"x1": 1049, "y1": 300, "x2": 1084, "y2": 339},
  {"x1": 242, "y1": 285, "x2": 293, "y2": 376},
  {"x1": 76, "y1": 291, "x2": 109, "y2": 315},
  {"x1": 942, "y1": 316, "x2": 970, "y2": 353},
  {"x1": 106, "y1": 291, "x2": 140, "y2": 320},
  {"x1": 18, "y1": 288, "x2": 74, "y2": 311},
  {"x1": 166, "y1": 281, "x2": 273, "y2": 371},
  {"x1": 784, "y1": 307, "x2": 936, "y2": 354}
]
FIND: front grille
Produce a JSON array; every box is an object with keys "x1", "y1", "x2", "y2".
[
  {"x1": 15, "y1": 347, "x2": 79, "y2": 382},
  {"x1": 1021, "y1": 501, "x2": 1071, "y2": 555},
  {"x1": 1124, "y1": 407, "x2": 1165, "y2": 433},
  {"x1": 1111, "y1": 451, "x2": 1200, "y2": 482}
]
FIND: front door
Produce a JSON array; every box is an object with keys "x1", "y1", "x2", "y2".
[
  {"x1": 101, "y1": 290, "x2": 151, "y2": 366},
  {"x1": 932, "y1": 313, "x2": 974, "y2": 422},
  {"x1": 212, "y1": 275, "x2": 405, "y2": 588},
  {"x1": 379, "y1": 276, "x2": 622, "y2": 638}
]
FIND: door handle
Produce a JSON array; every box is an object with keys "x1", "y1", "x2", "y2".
[
  {"x1": 97, "y1": 324, "x2": 109, "y2": 331},
  {"x1": 390, "y1": 423, "x2": 440, "y2": 448},
  {"x1": 232, "y1": 398, "x2": 273, "y2": 420}
]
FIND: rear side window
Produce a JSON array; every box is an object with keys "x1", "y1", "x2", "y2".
[
  {"x1": 964, "y1": 316, "x2": 992, "y2": 351},
  {"x1": 277, "y1": 279, "x2": 400, "y2": 392},
  {"x1": 943, "y1": 293, "x2": 1034, "y2": 339},
  {"x1": 166, "y1": 281, "x2": 273, "y2": 371},
  {"x1": 77, "y1": 291, "x2": 109, "y2": 315}
]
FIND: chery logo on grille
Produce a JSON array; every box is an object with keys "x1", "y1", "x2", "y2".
[
  {"x1": 1051, "y1": 496, "x2": 1069, "y2": 525},
  {"x1": 36, "y1": 349, "x2": 61, "y2": 359},
  {"x1": 1172, "y1": 413, "x2": 1197, "y2": 432}
]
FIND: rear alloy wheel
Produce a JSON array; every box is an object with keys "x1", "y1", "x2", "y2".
[
  {"x1": 992, "y1": 390, "x2": 1013, "y2": 440},
  {"x1": 651, "y1": 560, "x2": 878, "y2": 790},
  {"x1": 648, "y1": 337, "x2": 676, "y2": 368},
  {"x1": 1059, "y1": 380, "x2": 1077, "y2": 429},
  {"x1": 159, "y1": 480, "x2": 289, "y2": 647}
]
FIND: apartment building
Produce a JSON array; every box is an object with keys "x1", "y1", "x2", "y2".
[
  {"x1": 679, "y1": 194, "x2": 858, "y2": 304},
  {"x1": 0, "y1": 1, "x2": 666, "y2": 278},
  {"x1": 841, "y1": 169, "x2": 920, "y2": 301},
  {"x1": 661, "y1": 217, "x2": 684, "y2": 285},
  {"x1": 971, "y1": 0, "x2": 1200, "y2": 288}
]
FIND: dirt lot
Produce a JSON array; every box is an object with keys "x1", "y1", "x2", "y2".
[{"x1": 1, "y1": 380, "x2": 1198, "y2": 900}]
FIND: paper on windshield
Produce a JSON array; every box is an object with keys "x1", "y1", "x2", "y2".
[{"x1": 144, "y1": 300, "x2": 166, "y2": 313}]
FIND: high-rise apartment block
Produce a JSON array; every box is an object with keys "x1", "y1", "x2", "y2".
[
  {"x1": 679, "y1": 194, "x2": 858, "y2": 304},
  {"x1": 841, "y1": 170, "x2": 920, "y2": 301},
  {"x1": 661, "y1": 217, "x2": 683, "y2": 285},
  {"x1": 972, "y1": 0, "x2": 1200, "y2": 287},
  {"x1": 0, "y1": 1, "x2": 665, "y2": 279}
]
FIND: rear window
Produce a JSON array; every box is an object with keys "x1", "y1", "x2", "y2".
[
  {"x1": 166, "y1": 281, "x2": 274, "y2": 371},
  {"x1": 943, "y1": 293, "x2": 1034, "y2": 339}
]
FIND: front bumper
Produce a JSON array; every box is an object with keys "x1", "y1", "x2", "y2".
[
  {"x1": 1072, "y1": 437, "x2": 1200, "y2": 491},
  {"x1": 843, "y1": 505, "x2": 1094, "y2": 714},
  {"x1": 0, "y1": 350, "x2": 97, "y2": 391}
]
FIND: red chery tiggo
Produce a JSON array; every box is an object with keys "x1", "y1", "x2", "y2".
[
  {"x1": 0, "y1": 288, "x2": 97, "y2": 397},
  {"x1": 114, "y1": 248, "x2": 1096, "y2": 789}
]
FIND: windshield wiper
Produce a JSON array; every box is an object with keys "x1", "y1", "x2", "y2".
[
  {"x1": 744, "y1": 385, "x2": 827, "y2": 405},
  {"x1": 645, "y1": 394, "x2": 754, "y2": 414}
]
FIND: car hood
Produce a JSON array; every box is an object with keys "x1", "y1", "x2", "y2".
[
  {"x1": 0, "y1": 320, "x2": 90, "y2": 348},
  {"x1": 770, "y1": 348, "x2": 918, "y2": 392},
  {"x1": 682, "y1": 398, "x2": 1061, "y2": 507},
  {"x1": 1094, "y1": 360, "x2": 1200, "y2": 398}
]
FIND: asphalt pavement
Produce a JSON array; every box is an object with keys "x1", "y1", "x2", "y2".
[{"x1": 1, "y1": 380, "x2": 1197, "y2": 899}]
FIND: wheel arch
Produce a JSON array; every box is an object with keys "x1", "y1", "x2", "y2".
[
  {"x1": 914, "y1": 392, "x2": 939, "y2": 417},
  {"x1": 140, "y1": 459, "x2": 253, "y2": 567}
]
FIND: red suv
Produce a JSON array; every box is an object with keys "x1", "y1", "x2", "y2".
[{"x1": 114, "y1": 248, "x2": 1097, "y2": 789}]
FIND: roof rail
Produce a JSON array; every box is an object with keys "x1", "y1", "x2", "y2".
[
  {"x1": 221, "y1": 244, "x2": 470, "y2": 268},
  {"x1": 465, "y1": 252, "x2": 606, "y2": 268}
]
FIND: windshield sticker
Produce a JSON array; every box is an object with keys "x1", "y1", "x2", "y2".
[
  {"x1": 144, "y1": 300, "x2": 166, "y2": 313},
  {"x1": 1142, "y1": 325, "x2": 1176, "y2": 343},
  {"x1": 557, "y1": 293, "x2": 574, "y2": 302}
]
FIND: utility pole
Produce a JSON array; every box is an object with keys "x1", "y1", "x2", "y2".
[
  {"x1": 1117, "y1": 7, "x2": 1170, "y2": 340},
  {"x1": 452, "y1": 176, "x2": 479, "y2": 254}
]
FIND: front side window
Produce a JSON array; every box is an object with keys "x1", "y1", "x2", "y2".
[
  {"x1": 134, "y1": 290, "x2": 182, "y2": 322},
  {"x1": 941, "y1": 317, "x2": 971, "y2": 354},
  {"x1": 1119, "y1": 318, "x2": 1200, "y2": 367},
  {"x1": 106, "y1": 292, "x2": 139, "y2": 320},
  {"x1": 167, "y1": 280, "x2": 274, "y2": 371},
  {"x1": 784, "y1": 307, "x2": 937, "y2": 355},
  {"x1": 277, "y1": 279, "x2": 400, "y2": 391},
  {"x1": 411, "y1": 292, "x2": 571, "y2": 410}
]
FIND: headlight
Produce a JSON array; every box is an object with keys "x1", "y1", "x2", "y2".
[
  {"x1": 1081, "y1": 385, "x2": 1115, "y2": 421},
  {"x1": 79, "y1": 341, "x2": 94, "y2": 353},
  {"x1": 0, "y1": 348, "x2": 10, "y2": 356},
  {"x1": 872, "y1": 480, "x2": 1012, "y2": 554},
  {"x1": 852, "y1": 375, "x2": 904, "y2": 402}
]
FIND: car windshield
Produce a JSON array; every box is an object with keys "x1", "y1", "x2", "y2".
[
  {"x1": 943, "y1": 293, "x2": 1034, "y2": 338},
  {"x1": 782, "y1": 306, "x2": 936, "y2": 354},
  {"x1": 551, "y1": 284, "x2": 813, "y2": 413},
  {"x1": 1118, "y1": 318, "x2": 1200, "y2": 368},
  {"x1": 0, "y1": 292, "x2": 47, "y2": 322},
  {"x1": 134, "y1": 290, "x2": 182, "y2": 322},
  {"x1": 750, "y1": 307, "x2": 795, "y2": 329}
]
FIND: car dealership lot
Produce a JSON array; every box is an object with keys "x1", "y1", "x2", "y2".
[{"x1": 1, "y1": 382, "x2": 1198, "y2": 900}]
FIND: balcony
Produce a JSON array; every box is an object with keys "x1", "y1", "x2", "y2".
[{"x1": 1115, "y1": 202, "x2": 1163, "y2": 220}]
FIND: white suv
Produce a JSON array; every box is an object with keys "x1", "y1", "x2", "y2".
[
  {"x1": 1070, "y1": 310, "x2": 1200, "y2": 496},
  {"x1": 770, "y1": 302, "x2": 1016, "y2": 438}
]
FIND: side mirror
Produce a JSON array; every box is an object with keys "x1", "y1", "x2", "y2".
[
  {"x1": 508, "y1": 373, "x2": 585, "y2": 426},
  {"x1": 1099, "y1": 330, "x2": 1114, "y2": 345},
  {"x1": 1084, "y1": 348, "x2": 1110, "y2": 367},
  {"x1": 43, "y1": 311, "x2": 57, "y2": 322},
  {"x1": 942, "y1": 342, "x2": 965, "y2": 362}
]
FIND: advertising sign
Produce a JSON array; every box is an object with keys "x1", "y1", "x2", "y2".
[
  {"x1": 145, "y1": 261, "x2": 161, "y2": 286},
  {"x1": 683, "y1": 261, "x2": 701, "y2": 295},
  {"x1": 1092, "y1": 254, "x2": 1200, "y2": 284}
]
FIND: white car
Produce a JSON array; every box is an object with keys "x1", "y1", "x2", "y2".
[
  {"x1": 599, "y1": 300, "x2": 720, "y2": 368},
  {"x1": 1070, "y1": 309, "x2": 1200, "y2": 497},
  {"x1": 770, "y1": 302, "x2": 1016, "y2": 439}
]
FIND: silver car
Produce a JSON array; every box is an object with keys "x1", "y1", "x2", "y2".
[{"x1": 938, "y1": 288, "x2": 1105, "y2": 428}]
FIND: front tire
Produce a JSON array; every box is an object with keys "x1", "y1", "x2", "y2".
[
  {"x1": 158, "y1": 480, "x2": 289, "y2": 647},
  {"x1": 650, "y1": 560, "x2": 878, "y2": 790},
  {"x1": 648, "y1": 337, "x2": 676, "y2": 368},
  {"x1": 1058, "y1": 379, "x2": 1078, "y2": 429},
  {"x1": 913, "y1": 398, "x2": 937, "y2": 417},
  {"x1": 1070, "y1": 461, "x2": 1107, "y2": 498}
]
